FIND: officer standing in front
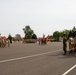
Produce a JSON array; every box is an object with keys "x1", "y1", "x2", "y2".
[{"x1": 63, "y1": 34, "x2": 67, "y2": 55}]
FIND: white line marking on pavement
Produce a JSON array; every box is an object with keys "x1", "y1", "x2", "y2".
[
  {"x1": 62, "y1": 64, "x2": 76, "y2": 75},
  {"x1": 0, "y1": 49, "x2": 62, "y2": 63}
]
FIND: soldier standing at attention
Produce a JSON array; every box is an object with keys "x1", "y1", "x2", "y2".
[
  {"x1": 63, "y1": 34, "x2": 67, "y2": 55},
  {"x1": 74, "y1": 35, "x2": 76, "y2": 51},
  {"x1": 7, "y1": 39, "x2": 10, "y2": 47}
]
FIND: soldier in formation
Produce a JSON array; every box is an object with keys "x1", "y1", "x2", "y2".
[{"x1": 0, "y1": 38, "x2": 10, "y2": 48}]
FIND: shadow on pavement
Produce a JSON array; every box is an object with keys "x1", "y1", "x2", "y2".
[{"x1": 47, "y1": 51, "x2": 76, "y2": 59}]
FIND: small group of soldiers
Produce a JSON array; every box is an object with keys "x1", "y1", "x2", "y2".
[
  {"x1": 69, "y1": 35, "x2": 76, "y2": 54},
  {"x1": 63, "y1": 34, "x2": 76, "y2": 55},
  {"x1": 39, "y1": 38, "x2": 47, "y2": 45},
  {"x1": 0, "y1": 38, "x2": 10, "y2": 48}
]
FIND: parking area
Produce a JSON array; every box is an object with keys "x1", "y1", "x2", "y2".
[{"x1": 0, "y1": 42, "x2": 76, "y2": 75}]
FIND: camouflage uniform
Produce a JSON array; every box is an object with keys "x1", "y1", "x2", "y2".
[
  {"x1": 74, "y1": 36, "x2": 76, "y2": 50},
  {"x1": 63, "y1": 35, "x2": 67, "y2": 55}
]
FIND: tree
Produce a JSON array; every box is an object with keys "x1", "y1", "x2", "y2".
[
  {"x1": 8, "y1": 34, "x2": 12, "y2": 43},
  {"x1": 32, "y1": 34, "x2": 37, "y2": 39},
  {"x1": 23, "y1": 25, "x2": 34, "y2": 39},
  {"x1": 63, "y1": 30, "x2": 70, "y2": 39},
  {"x1": 53, "y1": 31, "x2": 59, "y2": 41},
  {"x1": 72, "y1": 26, "x2": 76, "y2": 32},
  {"x1": 15, "y1": 34, "x2": 21, "y2": 41},
  {"x1": 53, "y1": 30, "x2": 70, "y2": 41},
  {"x1": 68, "y1": 26, "x2": 76, "y2": 38},
  {"x1": 72, "y1": 26, "x2": 76, "y2": 37},
  {"x1": 52, "y1": 26, "x2": 76, "y2": 41},
  {"x1": 59, "y1": 31, "x2": 63, "y2": 37}
]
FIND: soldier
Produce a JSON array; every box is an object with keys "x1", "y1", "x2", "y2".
[
  {"x1": 63, "y1": 34, "x2": 67, "y2": 55},
  {"x1": 69, "y1": 36, "x2": 74, "y2": 54},
  {"x1": 38, "y1": 38, "x2": 41, "y2": 45},
  {"x1": 74, "y1": 35, "x2": 76, "y2": 51},
  {"x1": 0, "y1": 38, "x2": 2, "y2": 47},
  {"x1": 7, "y1": 39, "x2": 10, "y2": 47}
]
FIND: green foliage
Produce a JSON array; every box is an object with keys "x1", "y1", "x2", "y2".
[
  {"x1": 15, "y1": 34, "x2": 21, "y2": 41},
  {"x1": 32, "y1": 34, "x2": 37, "y2": 39},
  {"x1": 52, "y1": 26, "x2": 76, "y2": 41},
  {"x1": 15, "y1": 34, "x2": 21, "y2": 38},
  {"x1": 69, "y1": 30, "x2": 73, "y2": 37},
  {"x1": 72, "y1": 26, "x2": 76, "y2": 32},
  {"x1": 53, "y1": 31, "x2": 60, "y2": 41},
  {"x1": 68, "y1": 26, "x2": 76, "y2": 38},
  {"x1": 63, "y1": 30, "x2": 70, "y2": 39},
  {"x1": 23, "y1": 25, "x2": 34, "y2": 39},
  {"x1": 8, "y1": 34, "x2": 12, "y2": 43},
  {"x1": 72, "y1": 26, "x2": 76, "y2": 37},
  {"x1": 53, "y1": 30, "x2": 70, "y2": 41}
]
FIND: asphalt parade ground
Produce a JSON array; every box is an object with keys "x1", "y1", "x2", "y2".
[{"x1": 0, "y1": 42, "x2": 76, "y2": 75}]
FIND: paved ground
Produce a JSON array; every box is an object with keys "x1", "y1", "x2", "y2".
[{"x1": 0, "y1": 42, "x2": 76, "y2": 75}]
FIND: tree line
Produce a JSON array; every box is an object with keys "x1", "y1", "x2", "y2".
[
  {"x1": 52, "y1": 26, "x2": 76, "y2": 41},
  {"x1": 7, "y1": 25, "x2": 76, "y2": 42}
]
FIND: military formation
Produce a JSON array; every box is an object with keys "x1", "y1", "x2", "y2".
[
  {"x1": 69, "y1": 35, "x2": 76, "y2": 54},
  {"x1": 0, "y1": 38, "x2": 10, "y2": 48},
  {"x1": 63, "y1": 34, "x2": 76, "y2": 55}
]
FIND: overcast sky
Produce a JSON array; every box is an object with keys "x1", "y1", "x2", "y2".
[{"x1": 0, "y1": 0, "x2": 76, "y2": 37}]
